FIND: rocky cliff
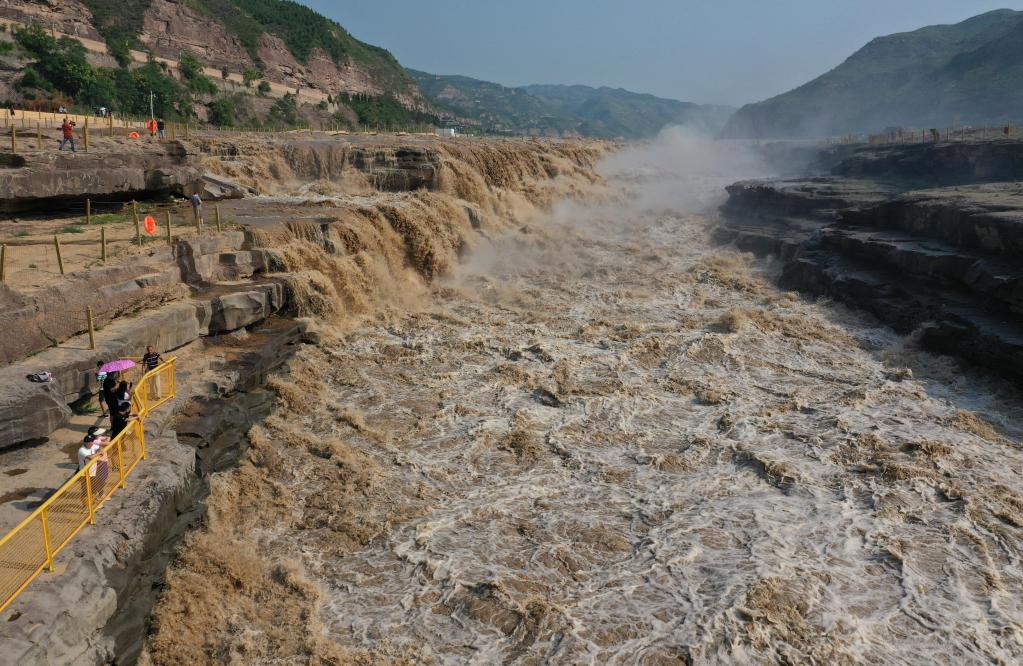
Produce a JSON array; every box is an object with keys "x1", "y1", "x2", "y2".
[{"x1": 717, "y1": 139, "x2": 1023, "y2": 381}]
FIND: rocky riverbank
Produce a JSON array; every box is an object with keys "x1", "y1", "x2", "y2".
[
  {"x1": 0, "y1": 134, "x2": 609, "y2": 665},
  {"x1": 716, "y1": 139, "x2": 1023, "y2": 382}
]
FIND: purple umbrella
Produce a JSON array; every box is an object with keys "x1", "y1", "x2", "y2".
[{"x1": 99, "y1": 359, "x2": 136, "y2": 374}]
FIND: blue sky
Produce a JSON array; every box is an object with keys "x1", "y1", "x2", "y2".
[{"x1": 304, "y1": 1, "x2": 1023, "y2": 106}]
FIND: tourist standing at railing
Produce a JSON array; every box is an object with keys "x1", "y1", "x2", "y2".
[
  {"x1": 103, "y1": 372, "x2": 120, "y2": 426},
  {"x1": 142, "y1": 346, "x2": 162, "y2": 372},
  {"x1": 111, "y1": 402, "x2": 132, "y2": 438},
  {"x1": 78, "y1": 433, "x2": 105, "y2": 495},
  {"x1": 143, "y1": 345, "x2": 163, "y2": 396},
  {"x1": 90, "y1": 427, "x2": 110, "y2": 493}
]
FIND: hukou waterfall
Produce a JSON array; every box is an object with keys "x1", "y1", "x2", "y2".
[{"x1": 138, "y1": 130, "x2": 1023, "y2": 665}]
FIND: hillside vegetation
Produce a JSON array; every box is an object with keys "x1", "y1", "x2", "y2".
[
  {"x1": 78, "y1": 0, "x2": 416, "y2": 95},
  {"x1": 722, "y1": 9, "x2": 1023, "y2": 138},
  {"x1": 411, "y1": 70, "x2": 733, "y2": 138}
]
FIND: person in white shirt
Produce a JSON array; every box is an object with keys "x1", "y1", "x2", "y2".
[{"x1": 77, "y1": 436, "x2": 101, "y2": 473}]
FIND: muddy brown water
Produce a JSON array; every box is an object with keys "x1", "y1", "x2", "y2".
[
  {"x1": 147, "y1": 204, "x2": 1023, "y2": 664},
  {"x1": 143, "y1": 134, "x2": 1023, "y2": 664}
]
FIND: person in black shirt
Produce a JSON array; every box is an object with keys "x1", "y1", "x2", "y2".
[
  {"x1": 111, "y1": 402, "x2": 132, "y2": 438},
  {"x1": 103, "y1": 372, "x2": 120, "y2": 421},
  {"x1": 142, "y1": 346, "x2": 162, "y2": 372}
]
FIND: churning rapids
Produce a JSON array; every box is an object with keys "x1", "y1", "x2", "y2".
[{"x1": 144, "y1": 132, "x2": 1023, "y2": 665}]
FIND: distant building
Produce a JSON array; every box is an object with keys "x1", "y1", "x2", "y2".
[{"x1": 436, "y1": 128, "x2": 457, "y2": 138}]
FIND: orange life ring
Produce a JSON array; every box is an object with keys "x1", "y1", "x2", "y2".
[{"x1": 128, "y1": 131, "x2": 140, "y2": 139}]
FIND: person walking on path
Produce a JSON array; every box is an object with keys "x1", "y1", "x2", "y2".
[
  {"x1": 157, "y1": 118, "x2": 166, "y2": 139},
  {"x1": 96, "y1": 361, "x2": 108, "y2": 417},
  {"x1": 146, "y1": 117, "x2": 157, "y2": 138},
  {"x1": 58, "y1": 117, "x2": 76, "y2": 152},
  {"x1": 190, "y1": 193, "x2": 204, "y2": 226}
]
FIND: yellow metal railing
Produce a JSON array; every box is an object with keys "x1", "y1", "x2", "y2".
[{"x1": 0, "y1": 357, "x2": 177, "y2": 613}]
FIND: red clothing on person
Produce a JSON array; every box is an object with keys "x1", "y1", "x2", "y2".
[{"x1": 62, "y1": 122, "x2": 74, "y2": 138}]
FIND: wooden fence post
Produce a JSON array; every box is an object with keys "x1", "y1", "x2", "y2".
[
  {"x1": 53, "y1": 235, "x2": 65, "y2": 275},
  {"x1": 84, "y1": 117, "x2": 89, "y2": 152},
  {"x1": 36, "y1": 124, "x2": 41, "y2": 150},
  {"x1": 86, "y1": 306, "x2": 96, "y2": 350},
  {"x1": 132, "y1": 201, "x2": 142, "y2": 246},
  {"x1": 0, "y1": 244, "x2": 5, "y2": 282},
  {"x1": 215, "y1": 205, "x2": 222, "y2": 232},
  {"x1": 10, "y1": 125, "x2": 15, "y2": 152},
  {"x1": 101, "y1": 226, "x2": 107, "y2": 263},
  {"x1": 165, "y1": 211, "x2": 172, "y2": 244}
]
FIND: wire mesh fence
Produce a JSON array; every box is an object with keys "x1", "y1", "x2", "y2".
[{"x1": 0, "y1": 358, "x2": 175, "y2": 614}]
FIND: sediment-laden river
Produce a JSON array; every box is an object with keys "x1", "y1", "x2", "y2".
[{"x1": 145, "y1": 136, "x2": 1023, "y2": 665}]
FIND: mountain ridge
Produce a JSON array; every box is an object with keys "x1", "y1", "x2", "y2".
[
  {"x1": 722, "y1": 9, "x2": 1023, "y2": 138},
  {"x1": 410, "y1": 71, "x2": 734, "y2": 138}
]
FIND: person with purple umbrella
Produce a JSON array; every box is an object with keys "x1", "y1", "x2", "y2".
[{"x1": 98, "y1": 359, "x2": 137, "y2": 429}]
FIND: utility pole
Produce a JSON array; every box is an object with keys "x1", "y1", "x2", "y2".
[{"x1": 149, "y1": 91, "x2": 155, "y2": 120}]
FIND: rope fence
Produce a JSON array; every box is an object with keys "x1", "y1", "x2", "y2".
[
  {"x1": 1, "y1": 199, "x2": 230, "y2": 287},
  {"x1": 0, "y1": 357, "x2": 177, "y2": 614}
]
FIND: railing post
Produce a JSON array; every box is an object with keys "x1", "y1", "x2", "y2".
[
  {"x1": 84, "y1": 470, "x2": 96, "y2": 525},
  {"x1": 132, "y1": 200, "x2": 142, "y2": 246},
  {"x1": 0, "y1": 244, "x2": 5, "y2": 282},
  {"x1": 101, "y1": 226, "x2": 107, "y2": 263},
  {"x1": 165, "y1": 211, "x2": 172, "y2": 244},
  {"x1": 40, "y1": 510, "x2": 55, "y2": 572},
  {"x1": 86, "y1": 306, "x2": 96, "y2": 350},
  {"x1": 53, "y1": 235, "x2": 65, "y2": 275},
  {"x1": 115, "y1": 438, "x2": 127, "y2": 489},
  {"x1": 138, "y1": 416, "x2": 147, "y2": 461},
  {"x1": 86, "y1": 198, "x2": 91, "y2": 225}
]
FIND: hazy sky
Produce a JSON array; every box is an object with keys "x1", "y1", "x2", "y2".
[{"x1": 304, "y1": 0, "x2": 1023, "y2": 106}]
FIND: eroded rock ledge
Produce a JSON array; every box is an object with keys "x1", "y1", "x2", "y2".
[{"x1": 717, "y1": 140, "x2": 1023, "y2": 381}]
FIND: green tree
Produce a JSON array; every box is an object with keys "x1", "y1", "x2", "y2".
[
  {"x1": 208, "y1": 97, "x2": 237, "y2": 126},
  {"x1": 178, "y1": 52, "x2": 204, "y2": 80},
  {"x1": 242, "y1": 68, "x2": 261, "y2": 88},
  {"x1": 12, "y1": 22, "x2": 56, "y2": 59},
  {"x1": 257, "y1": 80, "x2": 271, "y2": 95},
  {"x1": 268, "y1": 93, "x2": 298, "y2": 126}
]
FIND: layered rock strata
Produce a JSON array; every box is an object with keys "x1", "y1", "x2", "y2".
[{"x1": 717, "y1": 140, "x2": 1023, "y2": 381}]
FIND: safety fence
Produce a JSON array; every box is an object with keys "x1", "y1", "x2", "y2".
[
  {"x1": 0, "y1": 199, "x2": 229, "y2": 287},
  {"x1": 823, "y1": 123, "x2": 1021, "y2": 146},
  {"x1": 0, "y1": 357, "x2": 177, "y2": 614},
  {"x1": 1, "y1": 106, "x2": 439, "y2": 150}
]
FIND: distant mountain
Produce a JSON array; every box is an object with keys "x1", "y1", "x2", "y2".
[
  {"x1": 410, "y1": 71, "x2": 734, "y2": 138},
  {"x1": 524, "y1": 85, "x2": 735, "y2": 138},
  {"x1": 722, "y1": 9, "x2": 1023, "y2": 138}
]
